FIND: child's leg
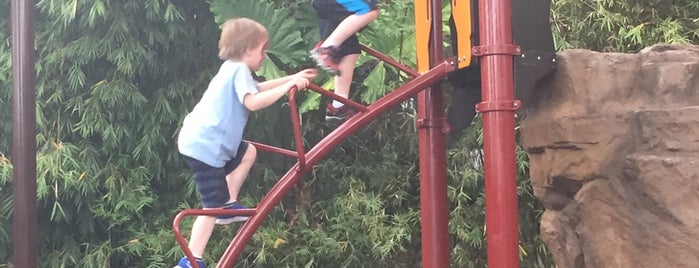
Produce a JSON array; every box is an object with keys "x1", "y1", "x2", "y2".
[
  {"x1": 225, "y1": 144, "x2": 256, "y2": 203},
  {"x1": 321, "y1": 10, "x2": 379, "y2": 47},
  {"x1": 188, "y1": 215, "x2": 217, "y2": 258},
  {"x1": 332, "y1": 53, "x2": 360, "y2": 107},
  {"x1": 182, "y1": 156, "x2": 233, "y2": 260}
]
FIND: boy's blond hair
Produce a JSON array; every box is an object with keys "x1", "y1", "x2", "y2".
[{"x1": 218, "y1": 18, "x2": 269, "y2": 60}]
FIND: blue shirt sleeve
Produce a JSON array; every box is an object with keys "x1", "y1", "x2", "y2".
[{"x1": 233, "y1": 65, "x2": 259, "y2": 107}]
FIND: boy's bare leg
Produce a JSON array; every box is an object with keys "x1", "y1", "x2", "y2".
[
  {"x1": 321, "y1": 10, "x2": 379, "y2": 47},
  {"x1": 332, "y1": 54, "x2": 360, "y2": 106},
  {"x1": 188, "y1": 215, "x2": 217, "y2": 258},
  {"x1": 225, "y1": 144, "x2": 256, "y2": 202}
]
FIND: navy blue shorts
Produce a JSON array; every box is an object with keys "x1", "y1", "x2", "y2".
[
  {"x1": 183, "y1": 142, "x2": 249, "y2": 208},
  {"x1": 312, "y1": 0, "x2": 378, "y2": 58}
]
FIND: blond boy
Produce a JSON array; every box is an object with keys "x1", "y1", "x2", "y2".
[{"x1": 175, "y1": 18, "x2": 316, "y2": 268}]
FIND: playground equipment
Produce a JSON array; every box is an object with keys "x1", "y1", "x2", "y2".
[
  {"x1": 173, "y1": 0, "x2": 555, "y2": 267},
  {"x1": 173, "y1": 53, "x2": 455, "y2": 268},
  {"x1": 11, "y1": 0, "x2": 554, "y2": 267}
]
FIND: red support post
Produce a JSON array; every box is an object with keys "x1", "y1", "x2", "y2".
[
  {"x1": 11, "y1": 0, "x2": 38, "y2": 267},
  {"x1": 475, "y1": 0, "x2": 520, "y2": 266},
  {"x1": 417, "y1": 0, "x2": 450, "y2": 267}
]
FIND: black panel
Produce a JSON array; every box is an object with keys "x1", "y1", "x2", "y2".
[
  {"x1": 446, "y1": 0, "x2": 556, "y2": 132},
  {"x1": 446, "y1": 0, "x2": 482, "y2": 133},
  {"x1": 512, "y1": 0, "x2": 557, "y2": 108}
]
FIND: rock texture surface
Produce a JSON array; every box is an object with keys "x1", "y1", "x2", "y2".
[{"x1": 520, "y1": 45, "x2": 699, "y2": 268}]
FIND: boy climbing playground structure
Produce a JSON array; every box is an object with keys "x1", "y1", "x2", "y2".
[{"x1": 9, "y1": 0, "x2": 555, "y2": 267}]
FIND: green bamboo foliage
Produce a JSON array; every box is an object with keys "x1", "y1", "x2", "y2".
[
  {"x1": 1, "y1": 0, "x2": 16, "y2": 263},
  {"x1": 551, "y1": 0, "x2": 699, "y2": 51},
  {"x1": 1, "y1": 0, "x2": 222, "y2": 266},
  {"x1": 0, "y1": 0, "x2": 11, "y2": 153}
]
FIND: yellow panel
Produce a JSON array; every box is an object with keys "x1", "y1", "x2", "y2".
[
  {"x1": 414, "y1": 0, "x2": 431, "y2": 73},
  {"x1": 451, "y1": 0, "x2": 472, "y2": 68}
]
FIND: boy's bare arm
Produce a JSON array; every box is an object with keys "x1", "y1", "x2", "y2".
[
  {"x1": 243, "y1": 77, "x2": 310, "y2": 111},
  {"x1": 257, "y1": 76, "x2": 293, "y2": 91},
  {"x1": 258, "y1": 69, "x2": 318, "y2": 92}
]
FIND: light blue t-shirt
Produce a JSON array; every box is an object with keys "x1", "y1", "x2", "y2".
[{"x1": 177, "y1": 61, "x2": 259, "y2": 167}]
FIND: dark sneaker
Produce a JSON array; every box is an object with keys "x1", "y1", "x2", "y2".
[
  {"x1": 175, "y1": 256, "x2": 206, "y2": 268},
  {"x1": 325, "y1": 103, "x2": 358, "y2": 122},
  {"x1": 215, "y1": 201, "x2": 249, "y2": 225},
  {"x1": 310, "y1": 44, "x2": 342, "y2": 75}
]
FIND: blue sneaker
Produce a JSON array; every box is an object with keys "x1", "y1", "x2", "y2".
[
  {"x1": 215, "y1": 201, "x2": 249, "y2": 225},
  {"x1": 175, "y1": 256, "x2": 206, "y2": 268}
]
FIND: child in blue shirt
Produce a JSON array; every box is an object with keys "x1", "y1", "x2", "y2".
[{"x1": 175, "y1": 18, "x2": 316, "y2": 268}]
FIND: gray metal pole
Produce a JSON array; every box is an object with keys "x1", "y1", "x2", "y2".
[{"x1": 11, "y1": 0, "x2": 37, "y2": 267}]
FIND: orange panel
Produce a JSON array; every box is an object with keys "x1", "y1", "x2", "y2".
[
  {"x1": 415, "y1": 0, "x2": 431, "y2": 72},
  {"x1": 451, "y1": 0, "x2": 472, "y2": 68}
]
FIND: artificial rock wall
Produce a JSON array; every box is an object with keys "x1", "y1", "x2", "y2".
[{"x1": 520, "y1": 45, "x2": 699, "y2": 268}]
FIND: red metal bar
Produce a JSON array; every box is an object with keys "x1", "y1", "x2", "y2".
[
  {"x1": 476, "y1": 0, "x2": 520, "y2": 266},
  {"x1": 11, "y1": 0, "x2": 38, "y2": 267},
  {"x1": 307, "y1": 83, "x2": 367, "y2": 112},
  {"x1": 417, "y1": 0, "x2": 450, "y2": 267},
  {"x1": 360, "y1": 44, "x2": 420, "y2": 78},
  {"x1": 172, "y1": 209, "x2": 257, "y2": 268},
  {"x1": 287, "y1": 87, "x2": 306, "y2": 170},
  {"x1": 245, "y1": 141, "x2": 297, "y2": 158},
  {"x1": 216, "y1": 61, "x2": 454, "y2": 267}
]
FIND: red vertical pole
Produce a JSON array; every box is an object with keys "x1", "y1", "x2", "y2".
[
  {"x1": 476, "y1": 0, "x2": 520, "y2": 266},
  {"x1": 11, "y1": 0, "x2": 38, "y2": 267},
  {"x1": 417, "y1": 0, "x2": 450, "y2": 267}
]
